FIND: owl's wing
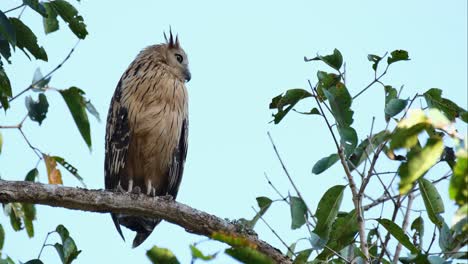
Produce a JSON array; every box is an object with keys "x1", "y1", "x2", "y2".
[
  {"x1": 167, "y1": 119, "x2": 188, "y2": 198},
  {"x1": 105, "y1": 79, "x2": 130, "y2": 191},
  {"x1": 104, "y1": 80, "x2": 130, "y2": 241}
]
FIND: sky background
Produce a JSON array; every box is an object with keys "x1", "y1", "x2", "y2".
[{"x1": 0, "y1": 0, "x2": 467, "y2": 263}]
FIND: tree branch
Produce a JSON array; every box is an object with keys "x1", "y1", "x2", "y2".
[{"x1": 0, "y1": 180, "x2": 291, "y2": 264}]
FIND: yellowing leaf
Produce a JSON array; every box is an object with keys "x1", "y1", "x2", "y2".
[{"x1": 44, "y1": 154, "x2": 63, "y2": 184}]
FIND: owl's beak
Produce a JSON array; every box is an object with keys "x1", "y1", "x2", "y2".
[{"x1": 184, "y1": 69, "x2": 191, "y2": 82}]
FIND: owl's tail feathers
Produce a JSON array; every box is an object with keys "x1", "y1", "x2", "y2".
[
  {"x1": 132, "y1": 231, "x2": 152, "y2": 248},
  {"x1": 111, "y1": 213, "x2": 126, "y2": 241}
]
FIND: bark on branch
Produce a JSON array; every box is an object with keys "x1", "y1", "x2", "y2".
[{"x1": 0, "y1": 180, "x2": 291, "y2": 264}]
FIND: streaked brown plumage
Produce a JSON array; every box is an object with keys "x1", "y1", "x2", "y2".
[{"x1": 104, "y1": 31, "x2": 190, "y2": 247}]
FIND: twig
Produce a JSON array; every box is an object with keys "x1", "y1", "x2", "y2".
[
  {"x1": 1, "y1": 41, "x2": 80, "y2": 109},
  {"x1": 393, "y1": 194, "x2": 414, "y2": 262},
  {"x1": 264, "y1": 173, "x2": 288, "y2": 203},
  {"x1": 308, "y1": 80, "x2": 369, "y2": 261},
  {"x1": 426, "y1": 225, "x2": 437, "y2": 254},
  {"x1": 3, "y1": 4, "x2": 25, "y2": 13},
  {"x1": 37, "y1": 231, "x2": 55, "y2": 259},
  {"x1": 253, "y1": 206, "x2": 294, "y2": 257},
  {"x1": 377, "y1": 195, "x2": 402, "y2": 263},
  {"x1": 18, "y1": 127, "x2": 43, "y2": 159},
  {"x1": 304, "y1": 220, "x2": 350, "y2": 263},
  {"x1": 363, "y1": 173, "x2": 451, "y2": 211},
  {"x1": 353, "y1": 63, "x2": 390, "y2": 100},
  {"x1": 267, "y1": 132, "x2": 317, "y2": 226}
]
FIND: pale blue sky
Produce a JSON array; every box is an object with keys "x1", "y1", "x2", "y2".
[{"x1": 1, "y1": 1, "x2": 467, "y2": 263}]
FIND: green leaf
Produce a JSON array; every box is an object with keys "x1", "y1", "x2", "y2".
[
  {"x1": 0, "y1": 256, "x2": 14, "y2": 264},
  {"x1": 418, "y1": 178, "x2": 444, "y2": 227},
  {"x1": 348, "y1": 130, "x2": 389, "y2": 171},
  {"x1": 316, "y1": 71, "x2": 341, "y2": 102},
  {"x1": 60, "y1": 87, "x2": 92, "y2": 149},
  {"x1": 290, "y1": 196, "x2": 307, "y2": 229},
  {"x1": 449, "y1": 153, "x2": 467, "y2": 206},
  {"x1": 54, "y1": 225, "x2": 80, "y2": 264},
  {"x1": 293, "y1": 249, "x2": 312, "y2": 264},
  {"x1": 7, "y1": 203, "x2": 22, "y2": 231},
  {"x1": 0, "y1": 38, "x2": 12, "y2": 62},
  {"x1": 225, "y1": 247, "x2": 273, "y2": 264},
  {"x1": 368, "y1": 54, "x2": 382, "y2": 71},
  {"x1": 315, "y1": 210, "x2": 358, "y2": 261},
  {"x1": 147, "y1": 246, "x2": 180, "y2": 264},
  {"x1": 313, "y1": 185, "x2": 345, "y2": 243},
  {"x1": 25, "y1": 93, "x2": 49, "y2": 125},
  {"x1": 385, "y1": 98, "x2": 408, "y2": 118},
  {"x1": 85, "y1": 100, "x2": 100, "y2": 122},
  {"x1": 322, "y1": 83, "x2": 354, "y2": 128},
  {"x1": 438, "y1": 221, "x2": 456, "y2": 252},
  {"x1": 190, "y1": 245, "x2": 216, "y2": 261},
  {"x1": 338, "y1": 126, "x2": 358, "y2": 157},
  {"x1": 390, "y1": 110, "x2": 430, "y2": 150},
  {"x1": 411, "y1": 216, "x2": 424, "y2": 248},
  {"x1": 376, "y1": 219, "x2": 419, "y2": 254},
  {"x1": 387, "y1": 50, "x2": 410, "y2": 64},
  {"x1": 424, "y1": 88, "x2": 467, "y2": 121},
  {"x1": 22, "y1": 203, "x2": 36, "y2": 238},
  {"x1": 23, "y1": 0, "x2": 48, "y2": 17},
  {"x1": 248, "y1": 196, "x2": 273, "y2": 228},
  {"x1": 43, "y1": 2, "x2": 59, "y2": 34},
  {"x1": 294, "y1": 107, "x2": 320, "y2": 115},
  {"x1": 49, "y1": 0, "x2": 88, "y2": 39},
  {"x1": 25, "y1": 168, "x2": 39, "y2": 182},
  {"x1": 0, "y1": 11, "x2": 16, "y2": 46},
  {"x1": 398, "y1": 137, "x2": 444, "y2": 193},
  {"x1": 0, "y1": 224, "x2": 4, "y2": 253},
  {"x1": 52, "y1": 156, "x2": 84, "y2": 185},
  {"x1": 31, "y1": 68, "x2": 51, "y2": 90},
  {"x1": 307, "y1": 49, "x2": 343, "y2": 71},
  {"x1": 9, "y1": 18, "x2": 47, "y2": 61},
  {"x1": 269, "y1": 89, "x2": 312, "y2": 124},
  {"x1": 0, "y1": 67, "x2": 12, "y2": 109},
  {"x1": 24, "y1": 260, "x2": 44, "y2": 264},
  {"x1": 286, "y1": 242, "x2": 296, "y2": 259},
  {"x1": 312, "y1": 153, "x2": 339, "y2": 174}
]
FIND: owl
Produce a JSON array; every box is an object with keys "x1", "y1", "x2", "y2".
[{"x1": 104, "y1": 31, "x2": 190, "y2": 248}]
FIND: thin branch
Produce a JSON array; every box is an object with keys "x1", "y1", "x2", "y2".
[
  {"x1": 267, "y1": 132, "x2": 317, "y2": 226},
  {"x1": 3, "y1": 4, "x2": 25, "y2": 13},
  {"x1": 1, "y1": 41, "x2": 80, "y2": 109},
  {"x1": 363, "y1": 173, "x2": 451, "y2": 211},
  {"x1": 252, "y1": 206, "x2": 294, "y2": 258},
  {"x1": 426, "y1": 225, "x2": 437, "y2": 254},
  {"x1": 308, "y1": 80, "x2": 369, "y2": 261},
  {"x1": 377, "y1": 195, "x2": 402, "y2": 263},
  {"x1": 264, "y1": 173, "x2": 288, "y2": 203},
  {"x1": 393, "y1": 194, "x2": 414, "y2": 262},
  {"x1": 0, "y1": 180, "x2": 292, "y2": 264},
  {"x1": 38, "y1": 231, "x2": 55, "y2": 259},
  {"x1": 352, "y1": 63, "x2": 390, "y2": 100}
]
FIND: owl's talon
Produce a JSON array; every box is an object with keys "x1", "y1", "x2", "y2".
[
  {"x1": 116, "y1": 184, "x2": 125, "y2": 193},
  {"x1": 132, "y1": 186, "x2": 141, "y2": 194},
  {"x1": 163, "y1": 195, "x2": 174, "y2": 201}
]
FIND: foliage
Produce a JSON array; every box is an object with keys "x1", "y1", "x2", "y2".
[
  {"x1": 0, "y1": 2, "x2": 466, "y2": 263},
  {"x1": 0, "y1": 1, "x2": 91, "y2": 263}
]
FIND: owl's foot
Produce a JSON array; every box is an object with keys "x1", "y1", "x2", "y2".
[
  {"x1": 131, "y1": 186, "x2": 141, "y2": 194},
  {"x1": 162, "y1": 195, "x2": 174, "y2": 201},
  {"x1": 116, "y1": 183, "x2": 125, "y2": 193}
]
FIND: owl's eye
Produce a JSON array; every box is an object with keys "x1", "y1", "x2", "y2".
[{"x1": 175, "y1": 54, "x2": 183, "y2": 63}]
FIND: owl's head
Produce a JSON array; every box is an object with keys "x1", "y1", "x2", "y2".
[{"x1": 162, "y1": 30, "x2": 191, "y2": 82}]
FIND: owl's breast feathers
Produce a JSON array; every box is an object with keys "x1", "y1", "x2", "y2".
[{"x1": 105, "y1": 57, "x2": 188, "y2": 197}]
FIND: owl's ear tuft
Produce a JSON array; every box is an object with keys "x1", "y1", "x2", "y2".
[{"x1": 164, "y1": 28, "x2": 180, "y2": 49}]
